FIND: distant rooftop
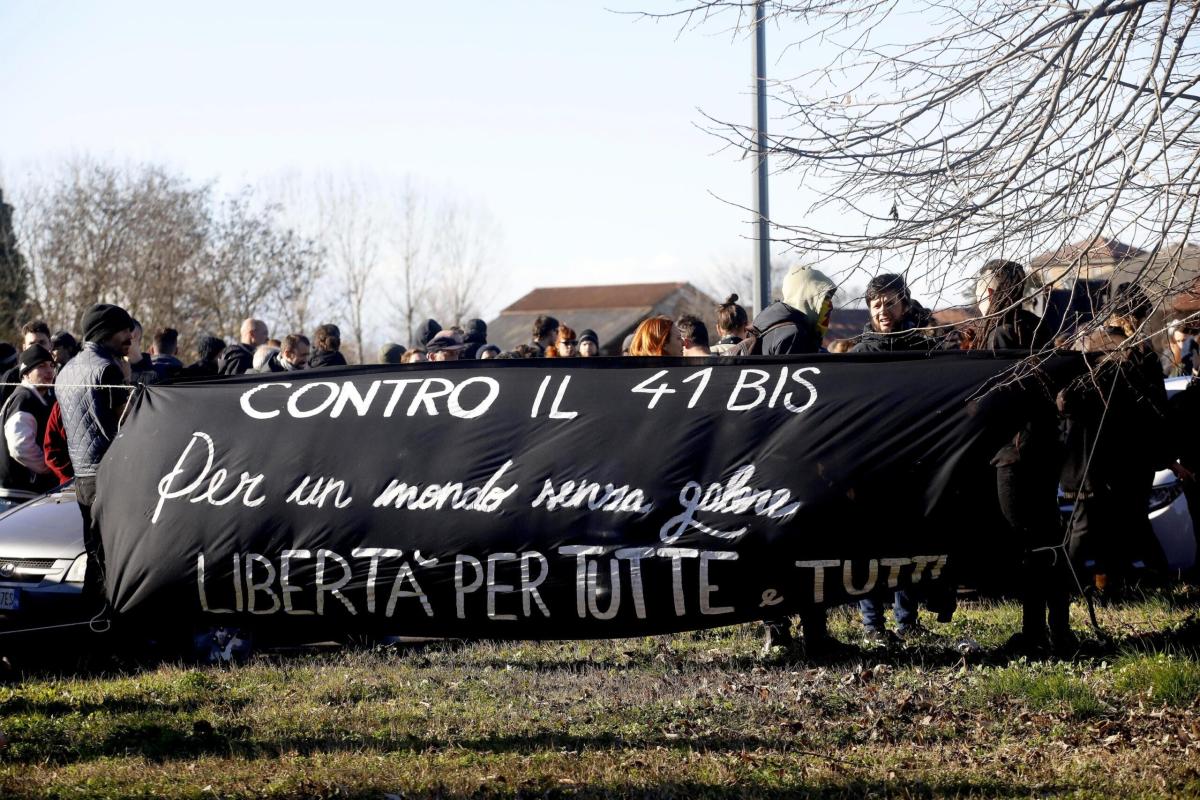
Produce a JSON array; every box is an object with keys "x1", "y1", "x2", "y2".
[{"x1": 502, "y1": 283, "x2": 687, "y2": 313}]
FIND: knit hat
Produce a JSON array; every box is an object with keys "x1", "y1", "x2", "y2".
[
  {"x1": 19, "y1": 344, "x2": 53, "y2": 376},
  {"x1": 579, "y1": 329, "x2": 598, "y2": 346},
  {"x1": 379, "y1": 342, "x2": 406, "y2": 364},
  {"x1": 781, "y1": 266, "x2": 837, "y2": 329},
  {"x1": 82, "y1": 303, "x2": 134, "y2": 343},
  {"x1": 464, "y1": 319, "x2": 488, "y2": 344}
]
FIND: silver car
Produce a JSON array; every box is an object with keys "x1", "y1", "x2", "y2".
[{"x1": 0, "y1": 486, "x2": 91, "y2": 630}]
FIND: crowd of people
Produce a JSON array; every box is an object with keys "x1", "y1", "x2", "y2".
[{"x1": 0, "y1": 256, "x2": 1193, "y2": 659}]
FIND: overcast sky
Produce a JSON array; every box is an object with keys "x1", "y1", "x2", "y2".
[{"x1": 0, "y1": 1, "x2": 879, "y2": 326}]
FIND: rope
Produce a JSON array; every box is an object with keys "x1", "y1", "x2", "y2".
[
  {"x1": 0, "y1": 618, "x2": 106, "y2": 637},
  {"x1": 0, "y1": 383, "x2": 136, "y2": 390}
]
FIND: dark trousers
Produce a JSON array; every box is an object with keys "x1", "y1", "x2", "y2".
[
  {"x1": 999, "y1": 464, "x2": 1070, "y2": 638},
  {"x1": 75, "y1": 475, "x2": 106, "y2": 602}
]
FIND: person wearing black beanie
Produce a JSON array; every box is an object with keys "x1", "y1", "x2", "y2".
[
  {"x1": 56, "y1": 302, "x2": 135, "y2": 597},
  {"x1": 0, "y1": 344, "x2": 58, "y2": 507},
  {"x1": 578, "y1": 329, "x2": 599, "y2": 357}
]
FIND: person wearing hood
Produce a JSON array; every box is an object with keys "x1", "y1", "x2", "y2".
[
  {"x1": 219, "y1": 318, "x2": 268, "y2": 375},
  {"x1": 743, "y1": 266, "x2": 843, "y2": 658},
  {"x1": 741, "y1": 266, "x2": 836, "y2": 356},
  {"x1": 851, "y1": 274, "x2": 935, "y2": 353},
  {"x1": 416, "y1": 319, "x2": 442, "y2": 349},
  {"x1": 309, "y1": 323, "x2": 348, "y2": 368},
  {"x1": 462, "y1": 319, "x2": 488, "y2": 359}
]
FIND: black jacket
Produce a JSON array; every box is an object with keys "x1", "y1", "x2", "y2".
[
  {"x1": 1058, "y1": 346, "x2": 1170, "y2": 494},
  {"x1": 980, "y1": 309, "x2": 1054, "y2": 352},
  {"x1": 179, "y1": 359, "x2": 220, "y2": 379},
  {"x1": 309, "y1": 350, "x2": 347, "y2": 368},
  {"x1": 218, "y1": 343, "x2": 256, "y2": 375},
  {"x1": 852, "y1": 304, "x2": 935, "y2": 353},
  {"x1": 0, "y1": 365, "x2": 18, "y2": 404},
  {"x1": 746, "y1": 302, "x2": 823, "y2": 355},
  {"x1": 150, "y1": 354, "x2": 184, "y2": 381}
]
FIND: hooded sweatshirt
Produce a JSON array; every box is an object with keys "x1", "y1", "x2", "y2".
[
  {"x1": 744, "y1": 266, "x2": 837, "y2": 355},
  {"x1": 416, "y1": 319, "x2": 442, "y2": 348},
  {"x1": 462, "y1": 319, "x2": 488, "y2": 359},
  {"x1": 782, "y1": 266, "x2": 838, "y2": 332}
]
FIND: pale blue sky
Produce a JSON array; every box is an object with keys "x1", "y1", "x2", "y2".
[{"x1": 0, "y1": 1, "x2": 848, "y2": 322}]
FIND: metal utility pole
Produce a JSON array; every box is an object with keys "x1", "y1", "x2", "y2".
[{"x1": 752, "y1": 0, "x2": 771, "y2": 315}]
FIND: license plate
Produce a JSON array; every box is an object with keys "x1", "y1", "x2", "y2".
[{"x1": 0, "y1": 587, "x2": 19, "y2": 610}]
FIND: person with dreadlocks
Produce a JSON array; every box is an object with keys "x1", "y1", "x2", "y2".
[{"x1": 1060, "y1": 283, "x2": 1171, "y2": 602}]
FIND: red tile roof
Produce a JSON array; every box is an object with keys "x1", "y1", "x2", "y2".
[{"x1": 502, "y1": 283, "x2": 687, "y2": 313}]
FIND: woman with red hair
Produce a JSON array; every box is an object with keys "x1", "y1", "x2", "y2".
[
  {"x1": 628, "y1": 316, "x2": 683, "y2": 356},
  {"x1": 546, "y1": 325, "x2": 578, "y2": 358}
]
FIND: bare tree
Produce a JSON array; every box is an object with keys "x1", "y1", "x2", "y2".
[
  {"x1": 426, "y1": 198, "x2": 500, "y2": 327},
  {"x1": 316, "y1": 173, "x2": 381, "y2": 363},
  {"x1": 195, "y1": 189, "x2": 326, "y2": 340},
  {"x1": 18, "y1": 159, "x2": 208, "y2": 337},
  {"x1": 389, "y1": 177, "x2": 433, "y2": 345},
  {"x1": 13, "y1": 159, "x2": 325, "y2": 355},
  {"x1": 643, "y1": 0, "x2": 1200, "y2": 343}
]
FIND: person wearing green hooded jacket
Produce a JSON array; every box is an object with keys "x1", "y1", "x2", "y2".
[
  {"x1": 742, "y1": 265, "x2": 837, "y2": 356},
  {"x1": 746, "y1": 265, "x2": 846, "y2": 658}
]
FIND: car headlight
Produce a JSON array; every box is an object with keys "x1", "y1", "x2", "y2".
[
  {"x1": 64, "y1": 554, "x2": 88, "y2": 583},
  {"x1": 1149, "y1": 481, "x2": 1184, "y2": 513}
]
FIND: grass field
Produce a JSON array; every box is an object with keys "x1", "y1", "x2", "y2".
[{"x1": 1, "y1": 589, "x2": 1198, "y2": 799}]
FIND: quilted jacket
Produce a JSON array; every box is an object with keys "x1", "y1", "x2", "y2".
[{"x1": 56, "y1": 342, "x2": 130, "y2": 478}]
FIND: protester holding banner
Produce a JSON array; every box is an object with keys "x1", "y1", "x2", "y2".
[
  {"x1": 964, "y1": 260, "x2": 1073, "y2": 654},
  {"x1": 972, "y1": 260, "x2": 1055, "y2": 352},
  {"x1": 741, "y1": 266, "x2": 835, "y2": 356},
  {"x1": 851, "y1": 274, "x2": 935, "y2": 353},
  {"x1": 57, "y1": 303, "x2": 135, "y2": 597}
]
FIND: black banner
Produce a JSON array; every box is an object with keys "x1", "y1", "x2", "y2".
[{"x1": 95, "y1": 353, "x2": 1035, "y2": 638}]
